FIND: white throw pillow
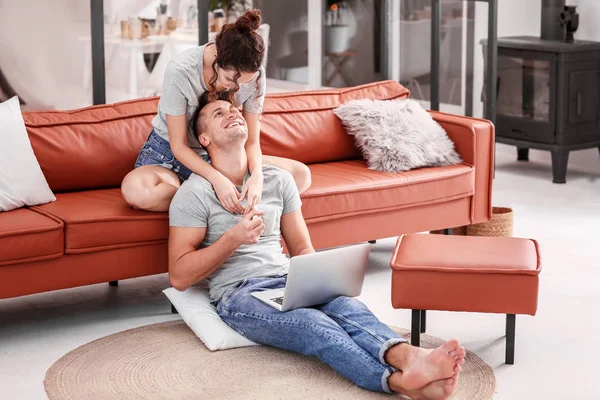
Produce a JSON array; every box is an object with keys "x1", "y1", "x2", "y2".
[
  {"x1": 334, "y1": 98, "x2": 462, "y2": 173},
  {"x1": 0, "y1": 96, "x2": 55, "y2": 211},
  {"x1": 163, "y1": 286, "x2": 259, "y2": 351}
]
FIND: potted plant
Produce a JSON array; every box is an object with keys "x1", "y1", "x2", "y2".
[{"x1": 325, "y1": 0, "x2": 355, "y2": 53}]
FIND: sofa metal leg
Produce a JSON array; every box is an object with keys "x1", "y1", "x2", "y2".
[
  {"x1": 171, "y1": 304, "x2": 178, "y2": 314},
  {"x1": 420, "y1": 310, "x2": 427, "y2": 333},
  {"x1": 368, "y1": 240, "x2": 377, "y2": 244},
  {"x1": 109, "y1": 281, "x2": 118, "y2": 287},
  {"x1": 443, "y1": 228, "x2": 454, "y2": 235},
  {"x1": 411, "y1": 309, "x2": 421, "y2": 347},
  {"x1": 505, "y1": 314, "x2": 516, "y2": 365}
]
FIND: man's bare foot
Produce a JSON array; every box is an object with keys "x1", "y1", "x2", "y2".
[
  {"x1": 410, "y1": 372, "x2": 460, "y2": 400},
  {"x1": 386, "y1": 340, "x2": 462, "y2": 391},
  {"x1": 389, "y1": 369, "x2": 461, "y2": 400},
  {"x1": 449, "y1": 347, "x2": 466, "y2": 367}
]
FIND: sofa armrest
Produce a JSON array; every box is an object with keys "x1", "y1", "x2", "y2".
[{"x1": 428, "y1": 111, "x2": 495, "y2": 224}]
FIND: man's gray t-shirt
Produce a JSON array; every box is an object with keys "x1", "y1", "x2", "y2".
[
  {"x1": 169, "y1": 165, "x2": 302, "y2": 302},
  {"x1": 151, "y1": 43, "x2": 267, "y2": 156}
]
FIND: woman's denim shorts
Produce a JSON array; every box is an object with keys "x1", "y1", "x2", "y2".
[{"x1": 134, "y1": 129, "x2": 209, "y2": 181}]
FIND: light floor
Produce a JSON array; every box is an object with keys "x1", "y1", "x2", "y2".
[{"x1": 1, "y1": 144, "x2": 599, "y2": 400}]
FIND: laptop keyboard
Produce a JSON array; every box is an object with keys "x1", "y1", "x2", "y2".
[{"x1": 270, "y1": 296, "x2": 284, "y2": 305}]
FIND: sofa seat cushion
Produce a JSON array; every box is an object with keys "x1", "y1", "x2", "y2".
[
  {"x1": 0, "y1": 208, "x2": 64, "y2": 265},
  {"x1": 32, "y1": 189, "x2": 168, "y2": 254},
  {"x1": 301, "y1": 161, "x2": 474, "y2": 222}
]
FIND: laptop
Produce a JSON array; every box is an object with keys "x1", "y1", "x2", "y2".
[{"x1": 251, "y1": 243, "x2": 371, "y2": 312}]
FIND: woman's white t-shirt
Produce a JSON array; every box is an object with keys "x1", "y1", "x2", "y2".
[{"x1": 151, "y1": 43, "x2": 266, "y2": 156}]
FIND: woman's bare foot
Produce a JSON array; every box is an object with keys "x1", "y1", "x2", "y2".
[{"x1": 385, "y1": 340, "x2": 463, "y2": 391}]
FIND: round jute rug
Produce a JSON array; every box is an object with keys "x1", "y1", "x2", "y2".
[{"x1": 45, "y1": 321, "x2": 496, "y2": 400}]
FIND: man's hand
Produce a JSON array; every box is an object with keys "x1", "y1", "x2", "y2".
[
  {"x1": 229, "y1": 209, "x2": 265, "y2": 245},
  {"x1": 240, "y1": 171, "x2": 264, "y2": 215},
  {"x1": 213, "y1": 173, "x2": 245, "y2": 214}
]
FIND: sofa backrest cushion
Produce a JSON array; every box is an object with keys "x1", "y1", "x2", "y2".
[
  {"x1": 23, "y1": 81, "x2": 409, "y2": 192},
  {"x1": 24, "y1": 98, "x2": 158, "y2": 192},
  {"x1": 260, "y1": 80, "x2": 409, "y2": 164}
]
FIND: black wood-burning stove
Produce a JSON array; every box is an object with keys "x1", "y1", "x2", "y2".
[{"x1": 482, "y1": 0, "x2": 600, "y2": 183}]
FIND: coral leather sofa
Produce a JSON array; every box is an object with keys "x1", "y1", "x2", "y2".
[{"x1": 0, "y1": 81, "x2": 494, "y2": 299}]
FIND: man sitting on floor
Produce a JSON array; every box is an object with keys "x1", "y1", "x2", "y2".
[{"x1": 168, "y1": 92, "x2": 465, "y2": 399}]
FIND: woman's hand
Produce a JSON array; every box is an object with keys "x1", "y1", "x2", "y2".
[
  {"x1": 213, "y1": 173, "x2": 245, "y2": 214},
  {"x1": 240, "y1": 171, "x2": 264, "y2": 215}
]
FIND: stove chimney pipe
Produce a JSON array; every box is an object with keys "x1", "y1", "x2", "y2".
[{"x1": 541, "y1": 0, "x2": 566, "y2": 41}]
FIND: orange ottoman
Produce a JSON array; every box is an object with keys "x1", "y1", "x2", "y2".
[{"x1": 390, "y1": 234, "x2": 541, "y2": 364}]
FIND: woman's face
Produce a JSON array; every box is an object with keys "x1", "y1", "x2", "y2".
[{"x1": 215, "y1": 68, "x2": 257, "y2": 91}]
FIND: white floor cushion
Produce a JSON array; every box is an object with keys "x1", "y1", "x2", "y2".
[{"x1": 163, "y1": 286, "x2": 259, "y2": 351}]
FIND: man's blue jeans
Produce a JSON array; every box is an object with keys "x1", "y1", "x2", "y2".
[{"x1": 216, "y1": 276, "x2": 408, "y2": 393}]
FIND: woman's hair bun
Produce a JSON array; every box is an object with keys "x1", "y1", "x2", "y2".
[{"x1": 235, "y1": 9, "x2": 261, "y2": 31}]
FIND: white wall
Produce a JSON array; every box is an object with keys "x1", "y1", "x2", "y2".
[{"x1": 572, "y1": 0, "x2": 600, "y2": 41}]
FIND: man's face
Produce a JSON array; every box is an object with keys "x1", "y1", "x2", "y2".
[{"x1": 198, "y1": 100, "x2": 248, "y2": 150}]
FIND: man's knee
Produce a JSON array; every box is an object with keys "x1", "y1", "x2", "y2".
[
  {"x1": 322, "y1": 296, "x2": 367, "y2": 315},
  {"x1": 330, "y1": 295, "x2": 360, "y2": 307}
]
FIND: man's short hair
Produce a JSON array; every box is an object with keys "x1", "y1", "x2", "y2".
[{"x1": 189, "y1": 91, "x2": 235, "y2": 144}]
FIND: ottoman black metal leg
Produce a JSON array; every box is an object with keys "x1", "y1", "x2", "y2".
[
  {"x1": 420, "y1": 310, "x2": 427, "y2": 333},
  {"x1": 171, "y1": 304, "x2": 178, "y2": 314},
  {"x1": 517, "y1": 147, "x2": 529, "y2": 161},
  {"x1": 411, "y1": 309, "x2": 421, "y2": 346},
  {"x1": 109, "y1": 281, "x2": 118, "y2": 287},
  {"x1": 506, "y1": 314, "x2": 516, "y2": 365}
]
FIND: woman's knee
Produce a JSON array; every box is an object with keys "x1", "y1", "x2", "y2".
[
  {"x1": 291, "y1": 162, "x2": 311, "y2": 193},
  {"x1": 121, "y1": 168, "x2": 178, "y2": 210},
  {"x1": 264, "y1": 156, "x2": 312, "y2": 193},
  {"x1": 121, "y1": 176, "x2": 153, "y2": 209}
]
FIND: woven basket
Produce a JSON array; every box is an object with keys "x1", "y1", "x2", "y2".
[
  {"x1": 430, "y1": 207, "x2": 514, "y2": 237},
  {"x1": 466, "y1": 207, "x2": 514, "y2": 237}
]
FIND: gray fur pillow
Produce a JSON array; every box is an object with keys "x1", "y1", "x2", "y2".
[{"x1": 333, "y1": 99, "x2": 462, "y2": 172}]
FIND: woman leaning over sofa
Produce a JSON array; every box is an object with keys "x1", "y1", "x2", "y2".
[{"x1": 121, "y1": 9, "x2": 311, "y2": 214}]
